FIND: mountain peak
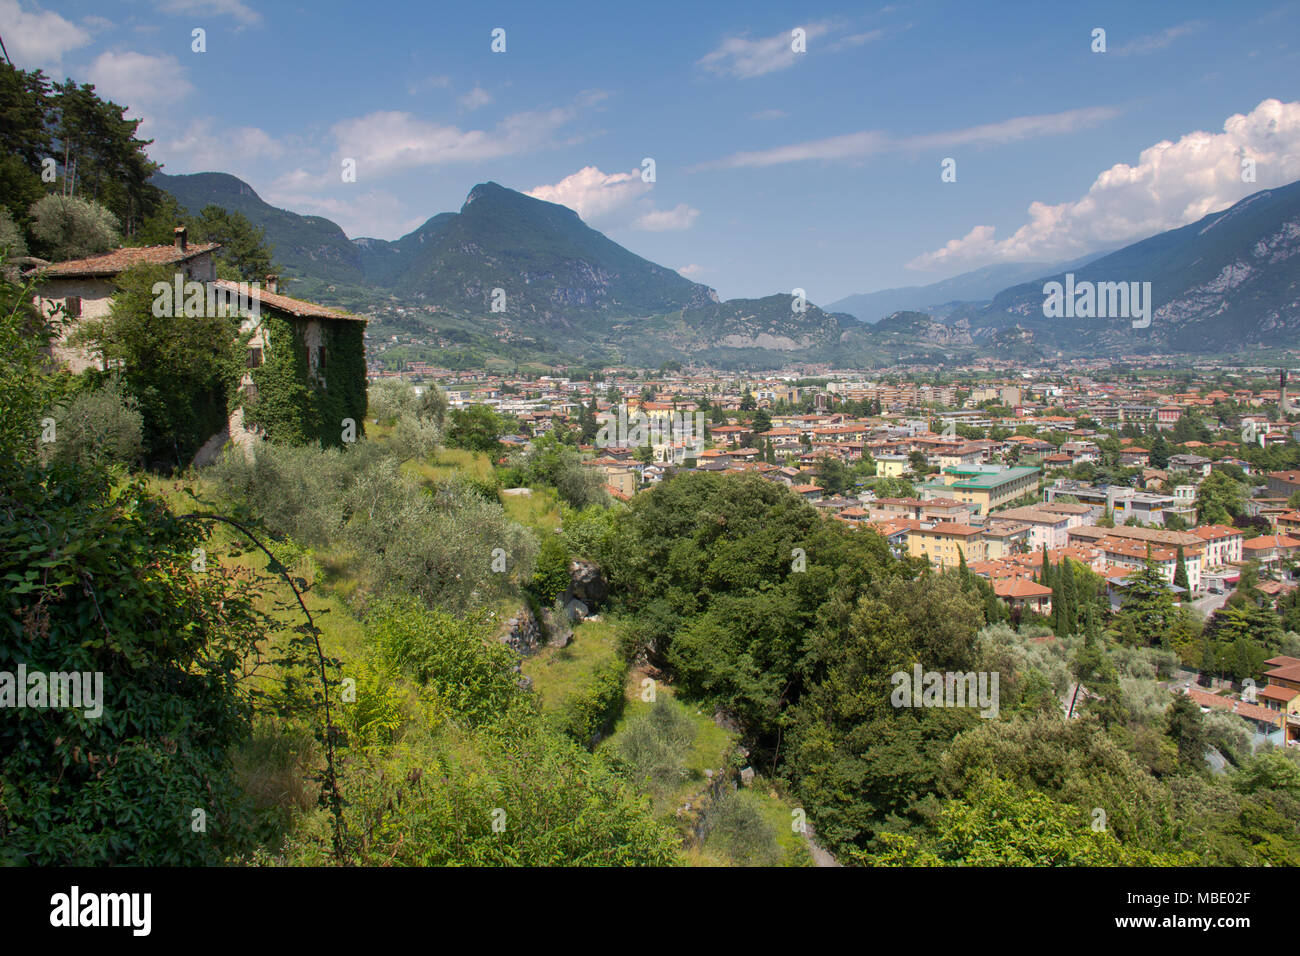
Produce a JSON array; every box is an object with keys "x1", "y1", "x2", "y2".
[
  {"x1": 463, "y1": 181, "x2": 507, "y2": 208},
  {"x1": 461, "y1": 180, "x2": 581, "y2": 222}
]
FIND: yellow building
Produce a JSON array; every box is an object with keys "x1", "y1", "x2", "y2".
[
  {"x1": 875, "y1": 454, "x2": 909, "y2": 478},
  {"x1": 907, "y1": 523, "x2": 987, "y2": 568},
  {"x1": 920, "y1": 465, "x2": 1041, "y2": 516}
]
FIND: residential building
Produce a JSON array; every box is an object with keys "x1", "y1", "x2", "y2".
[
  {"x1": 908, "y1": 522, "x2": 987, "y2": 568},
  {"x1": 1190, "y1": 524, "x2": 1243, "y2": 567}
]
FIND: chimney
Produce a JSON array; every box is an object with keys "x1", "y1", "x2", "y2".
[
  {"x1": 174, "y1": 225, "x2": 187, "y2": 252},
  {"x1": 265, "y1": 274, "x2": 278, "y2": 294}
]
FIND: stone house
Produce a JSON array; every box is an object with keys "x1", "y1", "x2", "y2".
[
  {"x1": 29, "y1": 227, "x2": 218, "y2": 372},
  {"x1": 28, "y1": 228, "x2": 368, "y2": 459}
]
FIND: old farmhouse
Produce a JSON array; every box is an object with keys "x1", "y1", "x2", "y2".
[{"x1": 28, "y1": 226, "x2": 368, "y2": 460}]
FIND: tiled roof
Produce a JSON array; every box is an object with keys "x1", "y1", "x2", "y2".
[
  {"x1": 33, "y1": 242, "x2": 221, "y2": 277},
  {"x1": 1183, "y1": 687, "x2": 1282, "y2": 726},
  {"x1": 213, "y1": 280, "x2": 366, "y2": 322},
  {"x1": 1258, "y1": 684, "x2": 1298, "y2": 704},
  {"x1": 920, "y1": 522, "x2": 983, "y2": 537},
  {"x1": 1242, "y1": 534, "x2": 1300, "y2": 551},
  {"x1": 994, "y1": 577, "x2": 1053, "y2": 598},
  {"x1": 1264, "y1": 662, "x2": 1300, "y2": 683}
]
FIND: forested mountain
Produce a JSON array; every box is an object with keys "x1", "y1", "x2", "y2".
[
  {"x1": 153, "y1": 169, "x2": 1300, "y2": 366},
  {"x1": 154, "y1": 171, "x2": 365, "y2": 284}
]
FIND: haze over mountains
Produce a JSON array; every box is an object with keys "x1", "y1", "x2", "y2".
[
  {"x1": 154, "y1": 170, "x2": 1300, "y2": 368},
  {"x1": 825, "y1": 252, "x2": 1113, "y2": 323}
]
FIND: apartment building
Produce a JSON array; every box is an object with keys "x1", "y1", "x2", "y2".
[
  {"x1": 1190, "y1": 524, "x2": 1243, "y2": 568},
  {"x1": 988, "y1": 506, "x2": 1077, "y2": 551},
  {"x1": 920, "y1": 465, "x2": 1042, "y2": 516},
  {"x1": 1259, "y1": 656, "x2": 1300, "y2": 745},
  {"x1": 908, "y1": 523, "x2": 988, "y2": 568},
  {"x1": 1068, "y1": 525, "x2": 1204, "y2": 592},
  {"x1": 981, "y1": 522, "x2": 1032, "y2": 560}
]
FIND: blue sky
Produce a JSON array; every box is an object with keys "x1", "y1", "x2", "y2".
[{"x1": 4, "y1": 0, "x2": 1300, "y2": 303}]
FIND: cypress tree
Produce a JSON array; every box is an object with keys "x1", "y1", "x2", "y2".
[
  {"x1": 1173, "y1": 544, "x2": 1189, "y2": 593},
  {"x1": 1052, "y1": 557, "x2": 1065, "y2": 633},
  {"x1": 1060, "y1": 557, "x2": 1077, "y2": 635}
]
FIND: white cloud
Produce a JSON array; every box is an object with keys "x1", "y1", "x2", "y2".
[
  {"x1": 459, "y1": 85, "x2": 493, "y2": 111},
  {"x1": 330, "y1": 102, "x2": 585, "y2": 175},
  {"x1": 0, "y1": 0, "x2": 92, "y2": 68},
  {"x1": 829, "y1": 29, "x2": 884, "y2": 51},
  {"x1": 908, "y1": 98, "x2": 1300, "y2": 271},
  {"x1": 87, "y1": 50, "x2": 194, "y2": 117},
  {"x1": 678, "y1": 263, "x2": 704, "y2": 277},
  {"x1": 407, "y1": 74, "x2": 452, "y2": 95},
  {"x1": 527, "y1": 166, "x2": 650, "y2": 220},
  {"x1": 155, "y1": 118, "x2": 284, "y2": 174},
  {"x1": 267, "y1": 167, "x2": 323, "y2": 193},
  {"x1": 697, "y1": 106, "x2": 1117, "y2": 170},
  {"x1": 1114, "y1": 20, "x2": 1205, "y2": 56},
  {"x1": 697, "y1": 20, "x2": 838, "y2": 79},
  {"x1": 152, "y1": 0, "x2": 261, "y2": 27},
  {"x1": 633, "y1": 203, "x2": 700, "y2": 231},
  {"x1": 527, "y1": 165, "x2": 700, "y2": 232},
  {"x1": 702, "y1": 131, "x2": 887, "y2": 169},
  {"x1": 261, "y1": 185, "x2": 423, "y2": 240}
]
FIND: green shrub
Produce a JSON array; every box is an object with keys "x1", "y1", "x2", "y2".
[
  {"x1": 28, "y1": 194, "x2": 118, "y2": 260},
  {"x1": 558, "y1": 655, "x2": 628, "y2": 745},
  {"x1": 530, "y1": 534, "x2": 571, "y2": 606},
  {"x1": 368, "y1": 597, "x2": 522, "y2": 728},
  {"x1": 42, "y1": 374, "x2": 143, "y2": 468},
  {"x1": 608, "y1": 696, "x2": 696, "y2": 798},
  {"x1": 207, "y1": 439, "x2": 536, "y2": 614},
  {"x1": 703, "y1": 790, "x2": 781, "y2": 866}
]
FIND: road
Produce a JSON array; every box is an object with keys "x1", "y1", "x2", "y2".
[{"x1": 1188, "y1": 588, "x2": 1231, "y2": 620}]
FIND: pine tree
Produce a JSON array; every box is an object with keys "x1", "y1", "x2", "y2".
[
  {"x1": 1039, "y1": 543, "x2": 1052, "y2": 589},
  {"x1": 1150, "y1": 431, "x2": 1170, "y2": 469},
  {"x1": 1116, "y1": 552, "x2": 1177, "y2": 647}
]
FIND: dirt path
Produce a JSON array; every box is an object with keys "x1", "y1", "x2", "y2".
[{"x1": 802, "y1": 828, "x2": 842, "y2": 867}]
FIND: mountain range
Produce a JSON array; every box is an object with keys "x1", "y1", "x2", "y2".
[
  {"x1": 825, "y1": 252, "x2": 1112, "y2": 323},
  {"x1": 153, "y1": 170, "x2": 1300, "y2": 368}
]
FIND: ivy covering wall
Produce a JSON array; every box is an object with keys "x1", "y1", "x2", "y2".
[{"x1": 241, "y1": 312, "x2": 367, "y2": 449}]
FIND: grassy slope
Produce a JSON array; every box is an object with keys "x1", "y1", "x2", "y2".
[
  {"x1": 163, "y1": 432, "x2": 807, "y2": 864},
  {"x1": 522, "y1": 617, "x2": 621, "y2": 719}
]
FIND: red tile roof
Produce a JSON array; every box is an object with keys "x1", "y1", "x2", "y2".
[
  {"x1": 33, "y1": 242, "x2": 221, "y2": 277},
  {"x1": 1264, "y1": 661, "x2": 1300, "y2": 683},
  {"x1": 1259, "y1": 684, "x2": 1298, "y2": 704},
  {"x1": 213, "y1": 280, "x2": 365, "y2": 322},
  {"x1": 919, "y1": 522, "x2": 983, "y2": 537},
  {"x1": 994, "y1": 577, "x2": 1053, "y2": 598},
  {"x1": 1242, "y1": 534, "x2": 1300, "y2": 551},
  {"x1": 1183, "y1": 687, "x2": 1283, "y2": 726}
]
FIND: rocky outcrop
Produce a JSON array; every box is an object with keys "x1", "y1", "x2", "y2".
[
  {"x1": 497, "y1": 603, "x2": 543, "y2": 656},
  {"x1": 564, "y1": 559, "x2": 607, "y2": 610}
]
